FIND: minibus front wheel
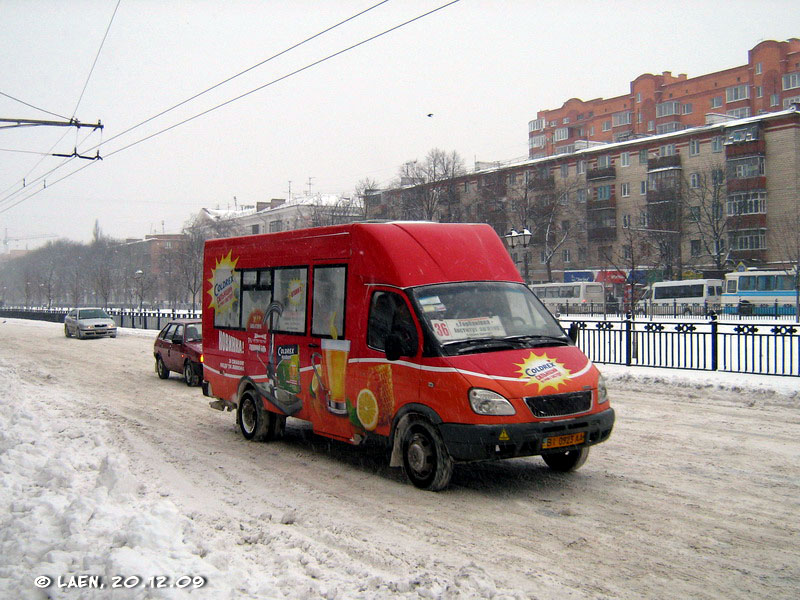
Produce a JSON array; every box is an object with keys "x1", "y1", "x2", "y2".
[
  {"x1": 542, "y1": 447, "x2": 590, "y2": 472},
  {"x1": 401, "y1": 419, "x2": 453, "y2": 491}
]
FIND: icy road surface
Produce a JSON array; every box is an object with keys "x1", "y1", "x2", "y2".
[{"x1": 1, "y1": 318, "x2": 798, "y2": 599}]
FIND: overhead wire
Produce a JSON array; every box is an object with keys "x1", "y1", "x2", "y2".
[
  {"x1": 0, "y1": 0, "x2": 390, "y2": 209},
  {"x1": 0, "y1": 92, "x2": 69, "y2": 120},
  {"x1": 0, "y1": 0, "x2": 462, "y2": 215}
]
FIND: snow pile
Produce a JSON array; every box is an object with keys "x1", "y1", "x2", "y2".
[
  {"x1": 0, "y1": 349, "x2": 528, "y2": 600},
  {"x1": 0, "y1": 358, "x2": 222, "y2": 600}
]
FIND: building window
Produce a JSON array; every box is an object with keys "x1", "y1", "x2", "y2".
[
  {"x1": 623, "y1": 245, "x2": 633, "y2": 260},
  {"x1": 269, "y1": 220, "x2": 283, "y2": 233},
  {"x1": 729, "y1": 229, "x2": 766, "y2": 251},
  {"x1": 638, "y1": 148, "x2": 648, "y2": 164},
  {"x1": 756, "y1": 86, "x2": 763, "y2": 98},
  {"x1": 689, "y1": 206, "x2": 700, "y2": 222},
  {"x1": 683, "y1": 103, "x2": 693, "y2": 114},
  {"x1": 549, "y1": 120, "x2": 558, "y2": 127},
  {"x1": 251, "y1": 224, "x2": 260, "y2": 235},
  {"x1": 562, "y1": 249, "x2": 571, "y2": 263},
  {"x1": 689, "y1": 139, "x2": 700, "y2": 155},
  {"x1": 690, "y1": 173, "x2": 700, "y2": 188},
  {"x1": 597, "y1": 155, "x2": 610, "y2": 168},
  {"x1": 529, "y1": 118, "x2": 545, "y2": 132},
  {"x1": 539, "y1": 250, "x2": 546, "y2": 263},
  {"x1": 647, "y1": 120, "x2": 655, "y2": 132},
  {"x1": 635, "y1": 92, "x2": 641, "y2": 103},
  {"x1": 553, "y1": 127, "x2": 570, "y2": 141},
  {"x1": 577, "y1": 159, "x2": 586, "y2": 174},
  {"x1": 622, "y1": 214, "x2": 631, "y2": 228},
  {"x1": 577, "y1": 188, "x2": 587, "y2": 203},
  {"x1": 640, "y1": 180, "x2": 647, "y2": 195},
  {"x1": 563, "y1": 117, "x2": 570, "y2": 124},
  {"x1": 783, "y1": 95, "x2": 800, "y2": 109},
  {"x1": 620, "y1": 151, "x2": 630, "y2": 167},
  {"x1": 602, "y1": 120, "x2": 611, "y2": 132},
  {"x1": 620, "y1": 182, "x2": 630, "y2": 197},
  {"x1": 690, "y1": 240, "x2": 701, "y2": 257},
  {"x1": 589, "y1": 126, "x2": 595, "y2": 136},
  {"x1": 726, "y1": 84, "x2": 750, "y2": 103},
  {"x1": 727, "y1": 107, "x2": 751, "y2": 119},
  {"x1": 656, "y1": 101, "x2": 681, "y2": 117},
  {"x1": 596, "y1": 185, "x2": 612, "y2": 201},
  {"x1": 529, "y1": 134, "x2": 546, "y2": 149},
  {"x1": 755, "y1": 62, "x2": 762, "y2": 75},
  {"x1": 712, "y1": 168, "x2": 724, "y2": 187},
  {"x1": 613, "y1": 111, "x2": 632, "y2": 127},
  {"x1": 770, "y1": 93, "x2": 780, "y2": 107},
  {"x1": 660, "y1": 144, "x2": 676, "y2": 157},
  {"x1": 711, "y1": 96, "x2": 723, "y2": 109},
  {"x1": 656, "y1": 122, "x2": 681, "y2": 134},
  {"x1": 783, "y1": 71, "x2": 800, "y2": 90},
  {"x1": 727, "y1": 156, "x2": 765, "y2": 179},
  {"x1": 727, "y1": 191, "x2": 767, "y2": 215},
  {"x1": 712, "y1": 136, "x2": 724, "y2": 152}
]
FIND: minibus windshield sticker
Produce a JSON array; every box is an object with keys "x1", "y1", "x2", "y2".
[
  {"x1": 515, "y1": 351, "x2": 571, "y2": 392},
  {"x1": 429, "y1": 316, "x2": 506, "y2": 341},
  {"x1": 418, "y1": 296, "x2": 445, "y2": 313}
]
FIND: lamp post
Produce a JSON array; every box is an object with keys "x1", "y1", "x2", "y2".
[
  {"x1": 505, "y1": 227, "x2": 532, "y2": 284},
  {"x1": 134, "y1": 269, "x2": 145, "y2": 310}
]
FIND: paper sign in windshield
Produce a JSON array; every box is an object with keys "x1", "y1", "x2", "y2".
[{"x1": 430, "y1": 316, "x2": 506, "y2": 341}]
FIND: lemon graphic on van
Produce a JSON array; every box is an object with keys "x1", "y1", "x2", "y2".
[{"x1": 356, "y1": 388, "x2": 379, "y2": 431}]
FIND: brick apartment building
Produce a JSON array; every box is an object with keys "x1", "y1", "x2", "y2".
[
  {"x1": 528, "y1": 38, "x2": 800, "y2": 158},
  {"x1": 368, "y1": 108, "x2": 800, "y2": 289}
]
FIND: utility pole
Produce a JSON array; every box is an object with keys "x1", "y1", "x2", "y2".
[{"x1": 307, "y1": 177, "x2": 314, "y2": 196}]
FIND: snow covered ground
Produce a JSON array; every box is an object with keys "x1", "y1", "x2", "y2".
[{"x1": 0, "y1": 318, "x2": 798, "y2": 599}]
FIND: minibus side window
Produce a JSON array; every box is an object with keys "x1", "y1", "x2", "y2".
[
  {"x1": 241, "y1": 269, "x2": 272, "y2": 332},
  {"x1": 273, "y1": 267, "x2": 308, "y2": 334},
  {"x1": 312, "y1": 265, "x2": 347, "y2": 338},
  {"x1": 368, "y1": 291, "x2": 417, "y2": 353}
]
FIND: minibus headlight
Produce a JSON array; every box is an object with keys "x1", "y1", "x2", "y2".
[
  {"x1": 468, "y1": 388, "x2": 516, "y2": 416},
  {"x1": 597, "y1": 374, "x2": 609, "y2": 404}
]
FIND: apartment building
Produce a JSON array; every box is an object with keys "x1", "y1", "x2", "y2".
[
  {"x1": 528, "y1": 39, "x2": 800, "y2": 158},
  {"x1": 368, "y1": 108, "x2": 800, "y2": 285}
]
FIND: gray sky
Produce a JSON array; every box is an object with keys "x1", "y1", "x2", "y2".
[{"x1": 1, "y1": 0, "x2": 799, "y2": 249}]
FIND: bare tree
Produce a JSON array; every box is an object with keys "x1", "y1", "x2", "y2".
[{"x1": 395, "y1": 149, "x2": 465, "y2": 221}]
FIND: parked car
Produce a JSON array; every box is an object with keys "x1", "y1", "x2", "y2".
[
  {"x1": 64, "y1": 307, "x2": 118, "y2": 339},
  {"x1": 154, "y1": 319, "x2": 203, "y2": 386}
]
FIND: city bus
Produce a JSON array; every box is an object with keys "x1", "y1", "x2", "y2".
[
  {"x1": 641, "y1": 279, "x2": 723, "y2": 315},
  {"x1": 528, "y1": 282, "x2": 606, "y2": 314},
  {"x1": 720, "y1": 270, "x2": 798, "y2": 316}
]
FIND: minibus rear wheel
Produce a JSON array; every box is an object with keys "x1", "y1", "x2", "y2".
[
  {"x1": 401, "y1": 419, "x2": 453, "y2": 491},
  {"x1": 542, "y1": 447, "x2": 589, "y2": 472},
  {"x1": 238, "y1": 390, "x2": 273, "y2": 442}
]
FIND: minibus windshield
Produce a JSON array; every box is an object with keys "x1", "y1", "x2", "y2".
[{"x1": 410, "y1": 282, "x2": 568, "y2": 356}]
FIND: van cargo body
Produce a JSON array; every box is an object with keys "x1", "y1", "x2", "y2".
[{"x1": 202, "y1": 222, "x2": 614, "y2": 490}]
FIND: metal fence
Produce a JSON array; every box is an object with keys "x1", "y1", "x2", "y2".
[
  {"x1": 2, "y1": 308, "x2": 797, "y2": 377},
  {"x1": 562, "y1": 314, "x2": 799, "y2": 377}
]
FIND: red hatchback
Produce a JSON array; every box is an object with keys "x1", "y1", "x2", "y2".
[{"x1": 154, "y1": 319, "x2": 203, "y2": 386}]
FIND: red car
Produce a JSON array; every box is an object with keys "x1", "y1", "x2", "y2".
[{"x1": 154, "y1": 319, "x2": 203, "y2": 386}]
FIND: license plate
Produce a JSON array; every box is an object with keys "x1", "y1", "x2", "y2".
[{"x1": 542, "y1": 432, "x2": 585, "y2": 450}]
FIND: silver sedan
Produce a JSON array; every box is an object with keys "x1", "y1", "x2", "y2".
[{"x1": 64, "y1": 307, "x2": 118, "y2": 339}]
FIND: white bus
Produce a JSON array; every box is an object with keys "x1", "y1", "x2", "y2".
[
  {"x1": 720, "y1": 270, "x2": 797, "y2": 316},
  {"x1": 641, "y1": 279, "x2": 723, "y2": 315},
  {"x1": 529, "y1": 282, "x2": 606, "y2": 313}
]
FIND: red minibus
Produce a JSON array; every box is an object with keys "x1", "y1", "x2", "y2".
[{"x1": 202, "y1": 222, "x2": 614, "y2": 490}]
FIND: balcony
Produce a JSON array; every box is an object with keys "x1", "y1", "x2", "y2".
[
  {"x1": 587, "y1": 226, "x2": 617, "y2": 241},
  {"x1": 586, "y1": 166, "x2": 616, "y2": 181},
  {"x1": 725, "y1": 138, "x2": 765, "y2": 157},
  {"x1": 587, "y1": 198, "x2": 616, "y2": 211},
  {"x1": 646, "y1": 188, "x2": 681, "y2": 204},
  {"x1": 647, "y1": 154, "x2": 681, "y2": 170}
]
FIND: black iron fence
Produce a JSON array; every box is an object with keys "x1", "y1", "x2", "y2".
[
  {"x1": 2, "y1": 308, "x2": 798, "y2": 377},
  {"x1": 562, "y1": 314, "x2": 799, "y2": 377},
  {"x1": 550, "y1": 300, "x2": 798, "y2": 320}
]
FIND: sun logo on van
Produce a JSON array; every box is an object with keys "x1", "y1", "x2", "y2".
[
  {"x1": 515, "y1": 351, "x2": 571, "y2": 392},
  {"x1": 207, "y1": 251, "x2": 239, "y2": 315}
]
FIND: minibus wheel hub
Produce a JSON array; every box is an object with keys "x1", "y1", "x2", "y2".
[{"x1": 407, "y1": 433, "x2": 432, "y2": 475}]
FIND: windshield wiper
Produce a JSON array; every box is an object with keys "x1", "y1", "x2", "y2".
[
  {"x1": 503, "y1": 334, "x2": 570, "y2": 347},
  {"x1": 442, "y1": 337, "x2": 517, "y2": 355}
]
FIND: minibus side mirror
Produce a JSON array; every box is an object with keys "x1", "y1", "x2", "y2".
[{"x1": 567, "y1": 322, "x2": 579, "y2": 344}]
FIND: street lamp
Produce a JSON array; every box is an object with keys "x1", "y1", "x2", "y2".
[
  {"x1": 505, "y1": 228, "x2": 533, "y2": 283},
  {"x1": 134, "y1": 269, "x2": 145, "y2": 310}
]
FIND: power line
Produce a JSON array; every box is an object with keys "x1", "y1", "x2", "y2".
[
  {"x1": 0, "y1": 0, "x2": 462, "y2": 215},
  {"x1": 0, "y1": 92, "x2": 69, "y2": 120},
  {"x1": 0, "y1": 0, "x2": 391, "y2": 209},
  {"x1": 72, "y1": 0, "x2": 121, "y2": 119},
  {"x1": 82, "y1": 0, "x2": 391, "y2": 155}
]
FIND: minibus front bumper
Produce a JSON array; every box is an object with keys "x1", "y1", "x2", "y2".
[{"x1": 438, "y1": 407, "x2": 615, "y2": 462}]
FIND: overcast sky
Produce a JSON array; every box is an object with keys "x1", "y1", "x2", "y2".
[{"x1": 1, "y1": 0, "x2": 799, "y2": 249}]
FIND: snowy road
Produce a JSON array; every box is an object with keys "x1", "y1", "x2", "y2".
[{"x1": 1, "y1": 318, "x2": 798, "y2": 599}]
